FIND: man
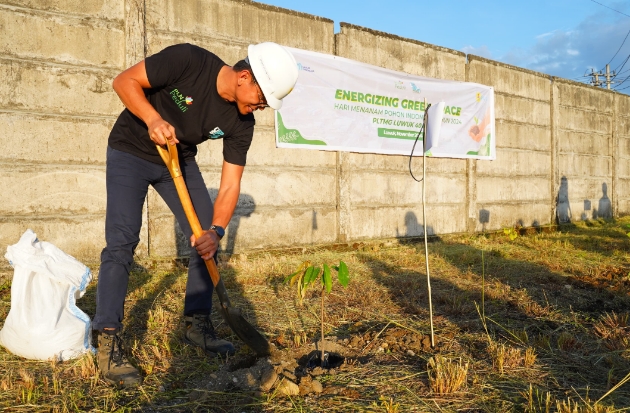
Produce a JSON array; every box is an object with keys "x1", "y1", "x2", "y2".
[{"x1": 92, "y1": 42, "x2": 299, "y2": 387}]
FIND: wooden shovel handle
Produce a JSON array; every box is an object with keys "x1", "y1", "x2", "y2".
[{"x1": 155, "y1": 142, "x2": 221, "y2": 287}]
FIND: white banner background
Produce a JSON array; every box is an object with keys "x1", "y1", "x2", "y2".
[{"x1": 276, "y1": 48, "x2": 496, "y2": 160}]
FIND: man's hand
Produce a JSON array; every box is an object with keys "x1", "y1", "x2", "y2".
[
  {"x1": 190, "y1": 230, "x2": 220, "y2": 261},
  {"x1": 147, "y1": 117, "x2": 179, "y2": 146}
]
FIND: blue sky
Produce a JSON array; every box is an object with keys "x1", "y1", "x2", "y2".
[{"x1": 257, "y1": 0, "x2": 630, "y2": 93}]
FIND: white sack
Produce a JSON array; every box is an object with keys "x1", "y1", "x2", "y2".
[{"x1": 0, "y1": 229, "x2": 93, "y2": 360}]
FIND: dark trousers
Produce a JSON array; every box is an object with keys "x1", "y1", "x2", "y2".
[{"x1": 92, "y1": 147, "x2": 215, "y2": 332}]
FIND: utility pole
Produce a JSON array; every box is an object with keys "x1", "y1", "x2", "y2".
[
  {"x1": 604, "y1": 64, "x2": 616, "y2": 90},
  {"x1": 588, "y1": 68, "x2": 602, "y2": 87},
  {"x1": 588, "y1": 65, "x2": 616, "y2": 89}
]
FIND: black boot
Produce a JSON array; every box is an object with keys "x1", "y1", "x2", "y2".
[
  {"x1": 97, "y1": 331, "x2": 142, "y2": 388},
  {"x1": 184, "y1": 314, "x2": 236, "y2": 356}
]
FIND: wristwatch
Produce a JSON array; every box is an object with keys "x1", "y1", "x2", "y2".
[{"x1": 209, "y1": 225, "x2": 225, "y2": 240}]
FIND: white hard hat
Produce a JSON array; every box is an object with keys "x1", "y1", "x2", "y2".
[{"x1": 247, "y1": 42, "x2": 299, "y2": 110}]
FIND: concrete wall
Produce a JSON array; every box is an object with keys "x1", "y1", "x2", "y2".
[
  {"x1": 468, "y1": 56, "x2": 552, "y2": 231},
  {"x1": 0, "y1": 0, "x2": 125, "y2": 261},
  {"x1": 1, "y1": 0, "x2": 628, "y2": 261}
]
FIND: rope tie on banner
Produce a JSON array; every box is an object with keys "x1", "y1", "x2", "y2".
[{"x1": 409, "y1": 100, "x2": 435, "y2": 348}]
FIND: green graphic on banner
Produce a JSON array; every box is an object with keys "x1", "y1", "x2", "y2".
[
  {"x1": 377, "y1": 128, "x2": 422, "y2": 140},
  {"x1": 467, "y1": 134, "x2": 492, "y2": 157},
  {"x1": 276, "y1": 112, "x2": 326, "y2": 146}
]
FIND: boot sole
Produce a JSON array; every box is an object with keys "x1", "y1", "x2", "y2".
[
  {"x1": 102, "y1": 371, "x2": 143, "y2": 389},
  {"x1": 183, "y1": 335, "x2": 235, "y2": 357}
]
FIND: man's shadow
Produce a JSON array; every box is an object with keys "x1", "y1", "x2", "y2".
[
  {"x1": 174, "y1": 190, "x2": 256, "y2": 258},
  {"x1": 594, "y1": 182, "x2": 612, "y2": 219},
  {"x1": 556, "y1": 176, "x2": 572, "y2": 224},
  {"x1": 395, "y1": 211, "x2": 438, "y2": 243}
]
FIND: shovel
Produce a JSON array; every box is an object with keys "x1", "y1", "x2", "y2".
[{"x1": 156, "y1": 142, "x2": 271, "y2": 356}]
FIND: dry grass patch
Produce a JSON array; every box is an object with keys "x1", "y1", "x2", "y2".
[
  {"x1": 1, "y1": 219, "x2": 630, "y2": 411},
  {"x1": 427, "y1": 355, "x2": 469, "y2": 394},
  {"x1": 593, "y1": 312, "x2": 630, "y2": 351}
]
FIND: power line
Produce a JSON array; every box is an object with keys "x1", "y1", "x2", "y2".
[
  {"x1": 589, "y1": 0, "x2": 630, "y2": 18},
  {"x1": 606, "y1": 27, "x2": 630, "y2": 65}
]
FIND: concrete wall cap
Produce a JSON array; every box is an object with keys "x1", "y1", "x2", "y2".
[
  {"x1": 234, "y1": 0, "x2": 333, "y2": 23},
  {"x1": 467, "y1": 55, "x2": 551, "y2": 79},
  {"x1": 551, "y1": 76, "x2": 619, "y2": 95},
  {"x1": 338, "y1": 22, "x2": 466, "y2": 58}
]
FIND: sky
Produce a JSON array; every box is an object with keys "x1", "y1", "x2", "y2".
[{"x1": 256, "y1": 0, "x2": 630, "y2": 93}]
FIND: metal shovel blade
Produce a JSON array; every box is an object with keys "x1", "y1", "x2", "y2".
[{"x1": 214, "y1": 279, "x2": 271, "y2": 356}]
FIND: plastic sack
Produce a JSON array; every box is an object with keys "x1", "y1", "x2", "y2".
[{"x1": 0, "y1": 229, "x2": 93, "y2": 361}]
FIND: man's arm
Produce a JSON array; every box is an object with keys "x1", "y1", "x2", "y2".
[
  {"x1": 191, "y1": 161, "x2": 245, "y2": 260},
  {"x1": 112, "y1": 60, "x2": 178, "y2": 146}
]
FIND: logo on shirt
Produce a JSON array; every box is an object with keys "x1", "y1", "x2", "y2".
[
  {"x1": 208, "y1": 127, "x2": 225, "y2": 139},
  {"x1": 170, "y1": 88, "x2": 191, "y2": 112}
]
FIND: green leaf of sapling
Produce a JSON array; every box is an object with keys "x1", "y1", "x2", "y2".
[
  {"x1": 283, "y1": 271, "x2": 299, "y2": 285},
  {"x1": 303, "y1": 266, "x2": 316, "y2": 289},
  {"x1": 337, "y1": 261, "x2": 349, "y2": 287},
  {"x1": 323, "y1": 264, "x2": 333, "y2": 293}
]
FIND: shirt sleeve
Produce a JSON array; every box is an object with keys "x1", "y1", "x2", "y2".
[
  {"x1": 223, "y1": 118, "x2": 255, "y2": 166},
  {"x1": 145, "y1": 44, "x2": 195, "y2": 89}
]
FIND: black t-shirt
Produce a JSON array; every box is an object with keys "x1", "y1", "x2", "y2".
[{"x1": 108, "y1": 43, "x2": 255, "y2": 166}]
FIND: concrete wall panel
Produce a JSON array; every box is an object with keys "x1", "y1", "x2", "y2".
[
  {"x1": 4, "y1": 0, "x2": 123, "y2": 19},
  {"x1": 476, "y1": 149, "x2": 549, "y2": 176},
  {"x1": 0, "y1": 8, "x2": 124, "y2": 68},
  {"x1": 468, "y1": 56, "x2": 550, "y2": 100},
  {"x1": 349, "y1": 172, "x2": 466, "y2": 206},
  {"x1": 476, "y1": 176, "x2": 549, "y2": 203},
  {"x1": 557, "y1": 106, "x2": 613, "y2": 134},
  {"x1": 495, "y1": 93, "x2": 550, "y2": 126},
  {"x1": 557, "y1": 130, "x2": 611, "y2": 156},
  {"x1": 558, "y1": 154, "x2": 611, "y2": 178},
  {"x1": 0, "y1": 217, "x2": 108, "y2": 262},
  {"x1": 555, "y1": 80, "x2": 614, "y2": 113},
  {"x1": 495, "y1": 121, "x2": 550, "y2": 152},
  {"x1": 0, "y1": 60, "x2": 121, "y2": 116},
  {"x1": 147, "y1": 0, "x2": 333, "y2": 53},
  {"x1": 347, "y1": 204, "x2": 465, "y2": 239},
  {"x1": 335, "y1": 23, "x2": 466, "y2": 81},
  {"x1": 0, "y1": 167, "x2": 105, "y2": 215},
  {"x1": 474, "y1": 203, "x2": 551, "y2": 231},
  {"x1": 0, "y1": 112, "x2": 112, "y2": 164}
]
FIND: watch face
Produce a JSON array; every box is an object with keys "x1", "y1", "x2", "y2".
[{"x1": 211, "y1": 225, "x2": 225, "y2": 239}]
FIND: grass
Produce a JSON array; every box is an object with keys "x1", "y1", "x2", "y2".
[{"x1": 1, "y1": 217, "x2": 630, "y2": 411}]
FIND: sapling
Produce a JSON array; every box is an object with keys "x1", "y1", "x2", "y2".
[{"x1": 284, "y1": 260, "x2": 349, "y2": 366}]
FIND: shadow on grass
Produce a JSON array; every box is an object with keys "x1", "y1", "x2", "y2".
[{"x1": 356, "y1": 237, "x2": 630, "y2": 408}]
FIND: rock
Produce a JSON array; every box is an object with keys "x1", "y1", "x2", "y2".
[
  {"x1": 282, "y1": 370, "x2": 297, "y2": 382},
  {"x1": 277, "y1": 379, "x2": 300, "y2": 396},
  {"x1": 310, "y1": 367, "x2": 325, "y2": 376},
  {"x1": 311, "y1": 379, "x2": 323, "y2": 394},
  {"x1": 260, "y1": 369, "x2": 277, "y2": 392},
  {"x1": 298, "y1": 376, "x2": 313, "y2": 396},
  {"x1": 188, "y1": 389, "x2": 205, "y2": 401},
  {"x1": 422, "y1": 336, "x2": 432, "y2": 351},
  {"x1": 407, "y1": 349, "x2": 416, "y2": 356},
  {"x1": 349, "y1": 336, "x2": 362, "y2": 347}
]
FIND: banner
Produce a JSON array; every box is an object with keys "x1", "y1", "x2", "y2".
[{"x1": 276, "y1": 48, "x2": 495, "y2": 160}]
